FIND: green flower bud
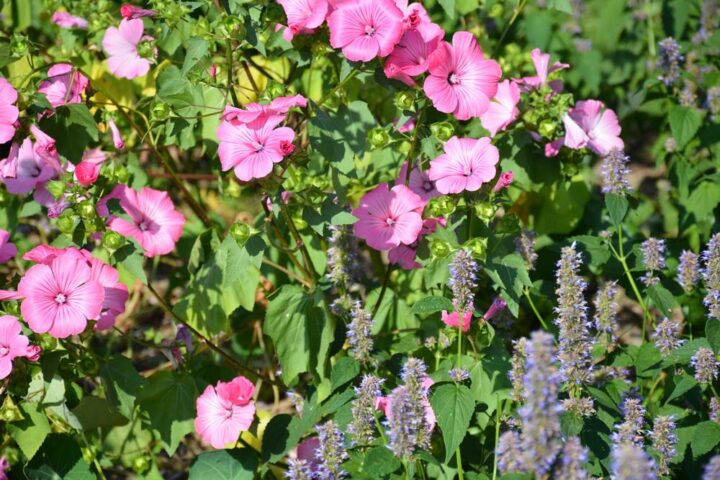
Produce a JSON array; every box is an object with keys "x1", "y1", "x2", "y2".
[
  {"x1": 132, "y1": 456, "x2": 151, "y2": 474},
  {"x1": 77, "y1": 200, "x2": 96, "y2": 220},
  {"x1": 465, "y1": 237, "x2": 488, "y2": 259},
  {"x1": 39, "y1": 335, "x2": 58, "y2": 352},
  {"x1": 115, "y1": 166, "x2": 130, "y2": 184},
  {"x1": 430, "y1": 239, "x2": 452, "y2": 258},
  {"x1": 57, "y1": 214, "x2": 76, "y2": 235},
  {"x1": 225, "y1": 179, "x2": 242, "y2": 198},
  {"x1": 103, "y1": 231, "x2": 124, "y2": 250},
  {"x1": 427, "y1": 196, "x2": 456, "y2": 216},
  {"x1": 230, "y1": 222, "x2": 252, "y2": 243},
  {"x1": 220, "y1": 15, "x2": 245, "y2": 37},
  {"x1": 136, "y1": 40, "x2": 155, "y2": 60},
  {"x1": 151, "y1": 102, "x2": 171, "y2": 121},
  {"x1": 538, "y1": 120, "x2": 556, "y2": 138},
  {"x1": 1, "y1": 396, "x2": 22, "y2": 423},
  {"x1": 488, "y1": 3, "x2": 505, "y2": 18},
  {"x1": 398, "y1": 140, "x2": 412, "y2": 155},
  {"x1": 3, "y1": 447, "x2": 19, "y2": 465},
  {"x1": 46, "y1": 180, "x2": 66, "y2": 200},
  {"x1": 474, "y1": 202, "x2": 495, "y2": 222},
  {"x1": 561, "y1": 160, "x2": 580, "y2": 177},
  {"x1": 311, "y1": 41, "x2": 333, "y2": 56},
  {"x1": 78, "y1": 353, "x2": 99, "y2": 376},
  {"x1": 394, "y1": 91, "x2": 415, "y2": 110},
  {"x1": 193, "y1": 18, "x2": 211, "y2": 37},
  {"x1": 81, "y1": 446, "x2": 97, "y2": 464},
  {"x1": 10, "y1": 33, "x2": 29, "y2": 57},
  {"x1": 430, "y1": 122, "x2": 454, "y2": 142},
  {"x1": 266, "y1": 82, "x2": 286, "y2": 99},
  {"x1": 367, "y1": 127, "x2": 390, "y2": 149},
  {"x1": 292, "y1": 213, "x2": 308, "y2": 231}
]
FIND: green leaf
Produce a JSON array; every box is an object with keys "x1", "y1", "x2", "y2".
[
  {"x1": 330, "y1": 357, "x2": 360, "y2": 391},
  {"x1": 706, "y1": 319, "x2": 720, "y2": 354},
  {"x1": 264, "y1": 286, "x2": 335, "y2": 384},
  {"x1": 605, "y1": 194, "x2": 629, "y2": 225},
  {"x1": 72, "y1": 396, "x2": 128, "y2": 430},
  {"x1": 38, "y1": 104, "x2": 99, "y2": 159},
  {"x1": 483, "y1": 253, "x2": 532, "y2": 316},
  {"x1": 113, "y1": 243, "x2": 148, "y2": 285},
  {"x1": 635, "y1": 343, "x2": 663, "y2": 378},
  {"x1": 175, "y1": 235, "x2": 263, "y2": 336},
  {"x1": 262, "y1": 414, "x2": 293, "y2": 462},
  {"x1": 182, "y1": 37, "x2": 209, "y2": 75},
  {"x1": 691, "y1": 421, "x2": 720, "y2": 458},
  {"x1": 136, "y1": 371, "x2": 197, "y2": 455},
  {"x1": 411, "y1": 296, "x2": 453, "y2": 315},
  {"x1": 535, "y1": 178, "x2": 591, "y2": 235},
  {"x1": 548, "y1": 0, "x2": 573, "y2": 13},
  {"x1": 8, "y1": 403, "x2": 51, "y2": 460},
  {"x1": 363, "y1": 446, "x2": 402, "y2": 476},
  {"x1": 100, "y1": 354, "x2": 145, "y2": 418},
  {"x1": 665, "y1": 375, "x2": 698, "y2": 404},
  {"x1": 669, "y1": 105, "x2": 702, "y2": 149},
  {"x1": 646, "y1": 284, "x2": 677, "y2": 316},
  {"x1": 438, "y1": 0, "x2": 456, "y2": 19},
  {"x1": 189, "y1": 450, "x2": 257, "y2": 480},
  {"x1": 430, "y1": 384, "x2": 475, "y2": 463},
  {"x1": 560, "y1": 412, "x2": 584, "y2": 437},
  {"x1": 25, "y1": 434, "x2": 94, "y2": 479}
]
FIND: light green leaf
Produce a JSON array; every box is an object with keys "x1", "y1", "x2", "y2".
[
  {"x1": 189, "y1": 450, "x2": 257, "y2": 480},
  {"x1": 669, "y1": 105, "x2": 702, "y2": 150},
  {"x1": 8, "y1": 403, "x2": 51, "y2": 460},
  {"x1": 411, "y1": 296, "x2": 453, "y2": 315},
  {"x1": 691, "y1": 421, "x2": 720, "y2": 458},
  {"x1": 605, "y1": 193, "x2": 629, "y2": 225}
]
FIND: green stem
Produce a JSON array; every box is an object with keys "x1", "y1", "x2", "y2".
[
  {"x1": 523, "y1": 287, "x2": 549, "y2": 330},
  {"x1": 492, "y1": 0, "x2": 528, "y2": 57},
  {"x1": 456, "y1": 447, "x2": 464, "y2": 480},
  {"x1": 402, "y1": 105, "x2": 427, "y2": 185},
  {"x1": 372, "y1": 265, "x2": 393, "y2": 318},
  {"x1": 319, "y1": 67, "x2": 359, "y2": 106},
  {"x1": 277, "y1": 199, "x2": 317, "y2": 287},
  {"x1": 466, "y1": 206, "x2": 473, "y2": 241},
  {"x1": 611, "y1": 227, "x2": 650, "y2": 341},
  {"x1": 492, "y1": 397, "x2": 503, "y2": 480},
  {"x1": 226, "y1": 40, "x2": 241, "y2": 107}
]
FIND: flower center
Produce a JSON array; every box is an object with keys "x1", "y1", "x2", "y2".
[
  {"x1": 448, "y1": 72, "x2": 460, "y2": 85},
  {"x1": 254, "y1": 142, "x2": 265, "y2": 153},
  {"x1": 408, "y1": 12, "x2": 420, "y2": 28},
  {"x1": 0, "y1": 345, "x2": 8, "y2": 356},
  {"x1": 463, "y1": 166, "x2": 473, "y2": 177},
  {"x1": 138, "y1": 220, "x2": 151, "y2": 232},
  {"x1": 423, "y1": 181, "x2": 433, "y2": 191},
  {"x1": 385, "y1": 217, "x2": 396, "y2": 227},
  {"x1": 365, "y1": 24, "x2": 376, "y2": 37},
  {"x1": 225, "y1": 406, "x2": 234, "y2": 419},
  {"x1": 55, "y1": 292, "x2": 67, "y2": 304}
]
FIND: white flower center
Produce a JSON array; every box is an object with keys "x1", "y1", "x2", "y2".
[
  {"x1": 0, "y1": 346, "x2": 8, "y2": 356},
  {"x1": 448, "y1": 73, "x2": 460, "y2": 85},
  {"x1": 55, "y1": 293, "x2": 67, "y2": 304},
  {"x1": 385, "y1": 217, "x2": 396, "y2": 227},
  {"x1": 365, "y1": 25, "x2": 376, "y2": 37}
]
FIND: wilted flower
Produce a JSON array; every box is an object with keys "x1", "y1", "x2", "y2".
[
  {"x1": 677, "y1": 250, "x2": 700, "y2": 293},
  {"x1": 348, "y1": 375, "x2": 384, "y2": 446},
  {"x1": 640, "y1": 238, "x2": 666, "y2": 287},
  {"x1": 650, "y1": 415, "x2": 677, "y2": 476},
  {"x1": 600, "y1": 150, "x2": 631, "y2": 195},
  {"x1": 691, "y1": 347, "x2": 719, "y2": 384},
  {"x1": 315, "y1": 421, "x2": 348, "y2": 479},
  {"x1": 516, "y1": 229, "x2": 538, "y2": 271},
  {"x1": 652, "y1": 318, "x2": 684, "y2": 355}
]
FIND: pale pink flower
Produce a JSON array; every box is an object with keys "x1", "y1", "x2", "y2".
[
  {"x1": 441, "y1": 310, "x2": 472, "y2": 332},
  {"x1": 384, "y1": 29, "x2": 441, "y2": 86},
  {"x1": 51, "y1": 11, "x2": 88, "y2": 29},
  {"x1": 375, "y1": 377, "x2": 436, "y2": 429},
  {"x1": 0, "y1": 140, "x2": 56, "y2": 195},
  {"x1": 98, "y1": 185, "x2": 186, "y2": 258},
  {"x1": 517, "y1": 48, "x2": 568, "y2": 92},
  {"x1": 492, "y1": 171, "x2": 513, "y2": 192},
  {"x1": 0, "y1": 230, "x2": 17, "y2": 264},
  {"x1": 397, "y1": 162, "x2": 439, "y2": 201},
  {"x1": 388, "y1": 217, "x2": 443, "y2": 269},
  {"x1": 81, "y1": 148, "x2": 107, "y2": 165},
  {"x1": 352, "y1": 183, "x2": 424, "y2": 251},
  {"x1": 0, "y1": 315, "x2": 30, "y2": 379},
  {"x1": 37, "y1": 64, "x2": 90, "y2": 108},
  {"x1": 0, "y1": 290, "x2": 21, "y2": 301},
  {"x1": 195, "y1": 376, "x2": 256, "y2": 449},
  {"x1": 107, "y1": 119, "x2": 125, "y2": 151},
  {"x1": 29, "y1": 125, "x2": 62, "y2": 173},
  {"x1": 480, "y1": 80, "x2": 520, "y2": 137},
  {"x1": 0, "y1": 78, "x2": 19, "y2": 144},
  {"x1": 328, "y1": 0, "x2": 404, "y2": 62},
  {"x1": 561, "y1": 100, "x2": 624, "y2": 156},
  {"x1": 217, "y1": 117, "x2": 295, "y2": 182},
  {"x1": 120, "y1": 4, "x2": 156, "y2": 19},
  {"x1": 102, "y1": 19, "x2": 153, "y2": 79},
  {"x1": 22, "y1": 245, "x2": 65, "y2": 264},
  {"x1": 221, "y1": 95, "x2": 306, "y2": 129},
  {"x1": 395, "y1": 1, "x2": 444, "y2": 40},
  {"x1": 18, "y1": 252, "x2": 105, "y2": 338},
  {"x1": 277, "y1": 0, "x2": 329, "y2": 41},
  {"x1": 395, "y1": 116, "x2": 416, "y2": 133},
  {"x1": 424, "y1": 32, "x2": 502, "y2": 120},
  {"x1": 428, "y1": 136, "x2": 499, "y2": 194}
]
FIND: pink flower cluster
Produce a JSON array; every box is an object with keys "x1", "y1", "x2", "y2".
[
  {"x1": 0, "y1": 78, "x2": 19, "y2": 144},
  {"x1": 217, "y1": 95, "x2": 306, "y2": 182},
  {"x1": 194, "y1": 376, "x2": 256, "y2": 449},
  {"x1": 102, "y1": 18, "x2": 155, "y2": 79},
  {"x1": 17, "y1": 246, "x2": 128, "y2": 338},
  {"x1": 37, "y1": 64, "x2": 89, "y2": 108}
]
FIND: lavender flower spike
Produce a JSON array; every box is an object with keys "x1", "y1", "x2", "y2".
[
  {"x1": 594, "y1": 281, "x2": 619, "y2": 339},
  {"x1": 315, "y1": 421, "x2": 349, "y2": 479},
  {"x1": 652, "y1": 318, "x2": 684, "y2": 355},
  {"x1": 612, "y1": 396, "x2": 646, "y2": 447},
  {"x1": 448, "y1": 249, "x2": 478, "y2": 316},
  {"x1": 657, "y1": 37, "x2": 683, "y2": 86},
  {"x1": 600, "y1": 150, "x2": 631, "y2": 196},
  {"x1": 347, "y1": 375, "x2": 384, "y2": 446},
  {"x1": 691, "y1": 347, "x2": 719, "y2": 384},
  {"x1": 677, "y1": 250, "x2": 700, "y2": 293},
  {"x1": 347, "y1": 302, "x2": 374, "y2": 365},
  {"x1": 640, "y1": 238, "x2": 666, "y2": 287},
  {"x1": 554, "y1": 436, "x2": 589, "y2": 480},
  {"x1": 703, "y1": 233, "x2": 720, "y2": 319},
  {"x1": 611, "y1": 443, "x2": 657, "y2": 480},
  {"x1": 650, "y1": 415, "x2": 677, "y2": 476}
]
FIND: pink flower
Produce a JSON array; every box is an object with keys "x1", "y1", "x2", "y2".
[
  {"x1": 0, "y1": 315, "x2": 30, "y2": 379},
  {"x1": 74, "y1": 249, "x2": 129, "y2": 331},
  {"x1": 397, "y1": 162, "x2": 440, "y2": 201},
  {"x1": 217, "y1": 117, "x2": 296, "y2": 182},
  {"x1": 29, "y1": 125, "x2": 62, "y2": 173},
  {"x1": 277, "y1": 0, "x2": 329, "y2": 41},
  {"x1": 328, "y1": 0, "x2": 404, "y2": 62},
  {"x1": 384, "y1": 29, "x2": 441, "y2": 86},
  {"x1": 82, "y1": 148, "x2": 107, "y2": 165},
  {"x1": 25, "y1": 345, "x2": 41, "y2": 362},
  {"x1": 98, "y1": 185, "x2": 186, "y2": 258},
  {"x1": 424, "y1": 32, "x2": 502, "y2": 120},
  {"x1": 388, "y1": 217, "x2": 443, "y2": 269},
  {"x1": 352, "y1": 183, "x2": 424, "y2": 251},
  {"x1": 195, "y1": 376, "x2": 256, "y2": 449},
  {"x1": 428, "y1": 136, "x2": 499, "y2": 194},
  {"x1": 441, "y1": 310, "x2": 472, "y2": 332},
  {"x1": 22, "y1": 245, "x2": 65, "y2": 264},
  {"x1": 493, "y1": 170, "x2": 513, "y2": 192},
  {"x1": 375, "y1": 377, "x2": 436, "y2": 429},
  {"x1": 560, "y1": 100, "x2": 624, "y2": 156},
  {"x1": 480, "y1": 80, "x2": 520, "y2": 137},
  {"x1": 18, "y1": 252, "x2": 105, "y2": 338},
  {"x1": 0, "y1": 140, "x2": 56, "y2": 195},
  {"x1": 221, "y1": 95, "x2": 307, "y2": 129},
  {"x1": 0, "y1": 290, "x2": 22, "y2": 301},
  {"x1": 0, "y1": 230, "x2": 17, "y2": 264},
  {"x1": 108, "y1": 119, "x2": 125, "y2": 151},
  {"x1": 483, "y1": 297, "x2": 506, "y2": 321},
  {"x1": 517, "y1": 48, "x2": 568, "y2": 92},
  {"x1": 102, "y1": 19, "x2": 153, "y2": 79},
  {"x1": 120, "y1": 4, "x2": 156, "y2": 19},
  {"x1": 0, "y1": 78, "x2": 19, "y2": 144},
  {"x1": 75, "y1": 161, "x2": 100, "y2": 186},
  {"x1": 395, "y1": 1, "x2": 444, "y2": 40},
  {"x1": 37, "y1": 64, "x2": 90, "y2": 108},
  {"x1": 51, "y1": 11, "x2": 88, "y2": 29}
]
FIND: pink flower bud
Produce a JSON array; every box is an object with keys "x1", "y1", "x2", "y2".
[
  {"x1": 493, "y1": 171, "x2": 513, "y2": 192},
  {"x1": 279, "y1": 140, "x2": 295, "y2": 156},
  {"x1": 209, "y1": 64, "x2": 217, "y2": 79},
  {"x1": 25, "y1": 345, "x2": 41, "y2": 362},
  {"x1": 75, "y1": 161, "x2": 100, "y2": 186},
  {"x1": 483, "y1": 297, "x2": 507, "y2": 321},
  {"x1": 120, "y1": 4, "x2": 156, "y2": 19},
  {"x1": 107, "y1": 119, "x2": 125, "y2": 151}
]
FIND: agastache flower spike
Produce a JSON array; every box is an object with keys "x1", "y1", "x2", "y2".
[
  {"x1": 650, "y1": 415, "x2": 677, "y2": 476},
  {"x1": 657, "y1": 37, "x2": 683, "y2": 86},
  {"x1": 641, "y1": 238, "x2": 666, "y2": 286},
  {"x1": 496, "y1": 431, "x2": 525, "y2": 474},
  {"x1": 652, "y1": 318, "x2": 684, "y2": 355},
  {"x1": 611, "y1": 443, "x2": 657, "y2": 480},
  {"x1": 554, "y1": 243, "x2": 593, "y2": 384},
  {"x1": 704, "y1": 455, "x2": 720, "y2": 480},
  {"x1": 612, "y1": 396, "x2": 646, "y2": 447},
  {"x1": 553, "y1": 436, "x2": 589, "y2": 480},
  {"x1": 600, "y1": 150, "x2": 631, "y2": 195},
  {"x1": 509, "y1": 337, "x2": 527, "y2": 402},
  {"x1": 347, "y1": 303, "x2": 374, "y2": 365},
  {"x1": 703, "y1": 233, "x2": 720, "y2": 319},
  {"x1": 677, "y1": 250, "x2": 700, "y2": 293},
  {"x1": 448, "y1": 249, "x2": 478, "y2": 317},
  {"x1": 516, "y1": 229, "x2": 538, "y2": 271},
  {"x1": 691, "y1": 347, "x2": 719, "y2": 384},
  {"x1": 315, "y1": 421, "x2": 348, "y2": 479},
  {"x1": 594, "y1": 281, "x2": 619, "y2": 339},
  {"x1": 348, "y1": 375, "x2": 384, "y2": 446},
  {"x1": 285, "y1": 459, "x2": 312, "y2": 480}
]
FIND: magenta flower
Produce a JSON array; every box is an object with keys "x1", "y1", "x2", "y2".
[
  {"x1": 217, "y1": 117, "x2": 296, "y2": 182},
  {"x1": 77, "y1": 249, "x2": 129, "y2": 331},
  {"x1": 29, "y1": 125, "x2": 62, "y2": 173},
  {"x1": 483, "y1": 297, "x2": 507, "y2": 321},
  {"x1": 480, "y1": 80, "x2": 520, "y2": 137},
  {"x1": 277, "y1": 0, "x2": 329, "y2": 41},
  {"x1": 107, "y1": 119, "x2": 125, "y2": 151},
  {"x1": 222, "y1": 94, "x2": 306, "y2": 129},
  {"x1": 562, "y1": 100, "x2": 624, "y2": 156},
  {"x1": 0, "y1": 140, "x2": 57, "y2": 195},
  {"x1": 424, "y1": 32, "x2": 502, "y2": 120},
  {"x1": 384, "y1": 29, "x2": 441, "y2": 86},
  {"x1": 0, "y1": 78, "x2": 19, "y2": 144},
  {"x1": 120, "y1": 4, "x2": 156, "y2": 19},
  {"x1": 328, "y1": 0, "x2": 404, "y2": 62},
  {"x1": 395, "y1": 1, "x2": 444, "y2": 40},
  {"x1": 37, "y1": 64, "x2": 89, "y2": 108},
  {"x1": 428, "y1": 136, "x2": 499, "y2": 194},
  {"x1": 75, "y1": 161, "x2": 100, "y2": 186},
  {"x1": 98, "y1": 185, "x2": 186, "y2": 258},
  {"x1": 0, "y1": 230, "x2": 17, "y2": 264},
  {"x1": 397, "y1": 162, "x2": 440, "y2": 201},
  {"x1": 195, "y1": 376, "x2": 256, "y2": 449},
  {"x1": 18, "y1": 252, "x2": 105, "y2": 338},
  {"x1": 0, "y1": 315, "x2": 30, "y2": 379},
  {"x1": 441, "y1": 310, "x2": 472, "y2": 332},
  {"x1": 493, "y1": 170, "x2": 514, "y2": 192},
  {"x1": 51, "y1": 11, "x2": 88, "y2": 29},
  {"x1": 102, "y1": 19, "x2": 154, "y2": 79},
  {"x1": 517, "y1": 48, "x2": 569, "y2": 92},
  {"x1": 352, "y1": 183, "x2": 425, "y2": 251}
]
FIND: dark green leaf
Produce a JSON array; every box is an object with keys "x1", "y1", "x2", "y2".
[
  {"x1": 189, "y1": 449, "x2": 257, "y2": 480},
  {"x1": 646, "y1": 284, "x2": 677, "y2": 316},
  {"x1": 72, "y1": 397, "x2": 128, "y2": 430},
  {"x1": 430, "y1": 384, "x2": 475, "y2": 463},
  {"x1": 707, "y1": 319, "x2": 720, "y2": 354},
  {"x1": 691, "y1": 421, "x2": 720, "y2": 458},
  {"x1": 669, "y1": 105, "x2": 702, "y2": 149},
  {"x1": 484, "y1": 253, "x2": 532, "y2": 316},
  {"x1": 665, "y1": 375, "x2": 698, "y2": 404},
  {"x1": 8, "y1": 403, "x2": 51, "y2": 460},
  {"x1": 100, "y1": 354, "x2": 145, "y2": 418},
  {"x1": 363, "y1": 446, "x2": 401, "y2": 476},
  {"x1": 113, "y1": 243, "x2": 147, "y2": 285},
  {"x1": 605, "y1": 194, "x2": 629, "y2": 225},
  {"x1": 25, "y1": 434, "x2": 94, "y2": 479},
  {"x1": 330, "y1": 357, "x2": 360, "y2": 391},
  {"x1": 38, "y1": 104, "x2": 98, "y2": 159}
]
